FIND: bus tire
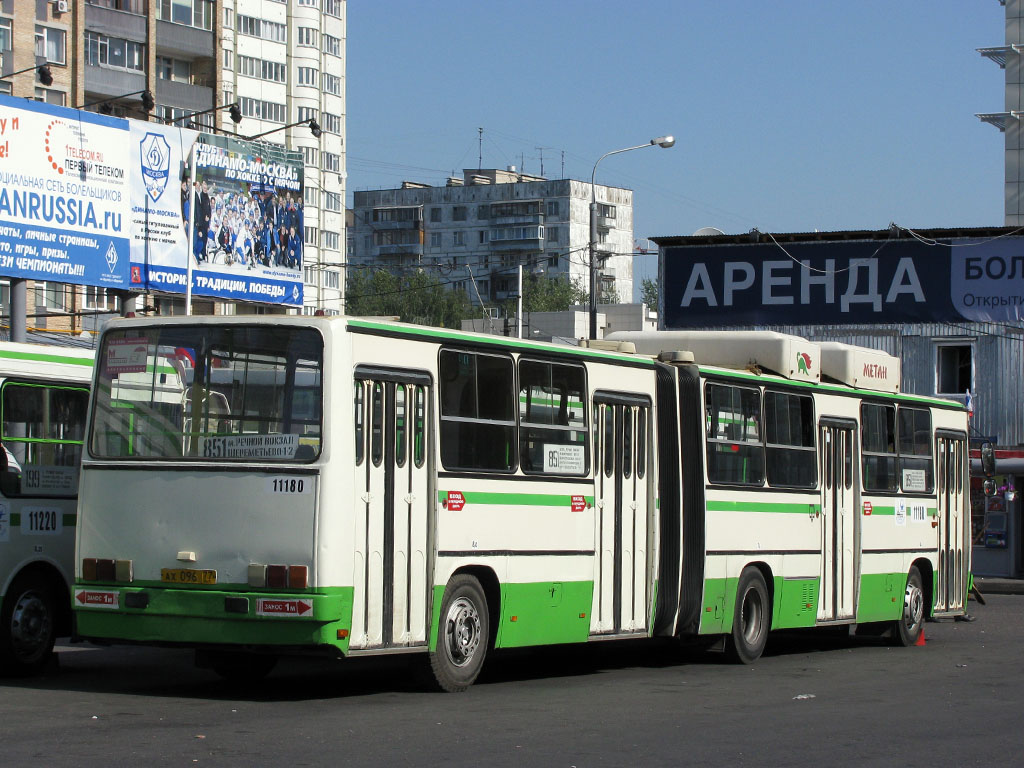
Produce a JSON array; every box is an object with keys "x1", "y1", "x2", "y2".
[
  {"x1": 726, "y1": 568, "x2": 770, "y2": 664},
  {"x1": 207, "y1": 651, "x2": 277, "y2": 683},
  {"x1": 429, "y1": 574, "x2": 489, "y2": 692},
  {"x1": 894, "y1": 566, "x2": 925, "y2": 647},
  {"x1": 0, "y1": 574, "x2": 57, "y2": 677}
]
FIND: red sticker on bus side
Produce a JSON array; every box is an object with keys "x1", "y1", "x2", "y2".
[
  {"x1": 863, "y1": 501, "x2": 873, "y2": 516},
  {"x1": 571, "y1": 495, "x2": 587, "y2": 512},
  {"x1": 446, "y1": 491, "x2": 465, "y2": 511}
]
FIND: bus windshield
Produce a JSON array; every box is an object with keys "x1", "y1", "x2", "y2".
[{"x1": 90, "y1": 325, "x2": 323, "y2": 461}]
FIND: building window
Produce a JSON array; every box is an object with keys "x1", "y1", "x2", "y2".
[
  {"x1": 236, "y1": 15, "x2": 286, "y2": 42},
  {"x1": 222, "y1": 49, "x2": 233, "y2": 69},
  {"x1": 321, "y1": 231, "x2": 340, "y2": 250},
  {"x1": 301, "y1": 146, "x2": 318, "y2": 166},
  {"x1": 85, "y1": 32, "x2": 146, "y2": 72},
  {"x1": 36, "y1": 26, "x2": 67, "y2": 65},
  {"x1": 453, "y1": 231, "x2": 465, "y2": 246},
  {"x1": 304, "y1": 226, "x2": 319, "y2": 244},
  {"x1": 322, "y1": 73, "x2": 341, "y2": 95},
  {"x1": 297, "y1": 27, "x2": 318, "y2": 47},
  {"x1": 238, "y1": 56, "x2": 286, "y2": 83},
  {"x1": 34, "y1": 283, "x2": 66, "y2": 311},
  {"x1": 238, "y1": 97, "x2": 286, "y2": 123},
  {"x1": 430, "y1": 208, "x2": 441, "y2": 223},
  {"x1": 0, "y1": 81, "x2": 10, "y2": 97},
  {"x1": 0, "y1": 19, "x2": 11, "y2": 54},
  {"x1": 223, "y1": 7, "x2": 233, "y2": 28},
  {"x1": 34, "y1": 88, "x2": 65, "y2": 106},
  {"x1": 323, "y1": 34, "x2": 341, "y2": 56},
  {"x1": 936, "y1": 344, "x2": 972, "y2": 395},
  {"x1": 478, "y1": 231, "x2": 487, "y2": 244},
  {"x1": 430, "y1": 232, "x2": 441, "y2": 248},
  {"x1": 157, "y1": 56, "x2": 191, "y2": 83},
  {"x1": 297, "y1": 67, "x2": 318, "y2": 86},
  {"x1": 324, "y1": 0, "x2": 343, "y2": 16},
  {"x1": 322, "y1": 152, "x2": 341, "y2": 172},
  {"x1": 321, "y1": 114, "x2": 342, "y2": 134},
  {"x1": 546, "y1": 200, "x2": 559, "y2": 218},
  {"x1": 452, "y1": 206, "x2": 467, "y2": 222},
  {"x1": 324, "y1": 270, "x2": 340, "y2": 289},
  {"x1": 597, "y1": 203, "x2": 616, "y2": 219},
  {"x1": 158, "y1": 0, "x2": 215, "y2": 30},
  {"x1": 297, "y1": 106, "x2": 319, "y2": 123},
  {"x1": 323, "y1": 192, "x2": 342, "y2": 211},
  {"x1": 83, "y1": 286, "x2": 121, "y2": 312},
  {"x1": 297, "y1": 0, "x2": 319, "y2": 6},
  {"x1": 548, "y1": 254, "x2": 559, "y2": 268},
  {"x1": 304, "y1": 188, "x2": 318, "y2": 207},
  {"x1": 546, "y1": 226, "x2": 559, "y2": 243}
]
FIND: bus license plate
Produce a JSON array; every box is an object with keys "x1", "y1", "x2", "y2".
[{"x1": 161, "y1": 568, "x2": 217, "y2": 585}]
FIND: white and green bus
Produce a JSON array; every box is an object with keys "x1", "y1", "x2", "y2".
[
  {"x1": 72, "y1": 318, "x2": 969, "y2": 689},
  {"x1": 0, "y1": 341, "x2": 93, "y2": 675}
]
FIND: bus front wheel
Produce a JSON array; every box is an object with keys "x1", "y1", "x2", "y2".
[
  {"x1": 0, "y1": 574, "x2": 57, "y2": 676},
  {"x1": 894, "y1": 566, "x2": 925, "y2": 647},
  {"x1": 726, "y1": 568, "x2": 770, "y2": 664},
  {"x1": 428, "y1": 574, "x2": 489, "y2": 692}
]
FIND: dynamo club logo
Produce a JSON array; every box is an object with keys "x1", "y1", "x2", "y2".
[{"x1": 140, "y1": 131, "x2": 172, "y2": 202}]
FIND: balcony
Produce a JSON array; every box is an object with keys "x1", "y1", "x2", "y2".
[
  {"x1": 377, "y1": 244, "x2": 423, "y2": 257},
  {"x1": 491, "y1": 213, "x2": 544, "y2": 226},
  {"x1": 596, "y1": 215, "x2": 616, "y2": 230},
  {"x1": 85, "y1": 3, "x2": 147, "y2": 39},
  {"x1": 156, "y1": 19, "x2": 215, "y2": 59},
  {"x1": 155, "y1": 79, "x2": 213, "y2": 112}
]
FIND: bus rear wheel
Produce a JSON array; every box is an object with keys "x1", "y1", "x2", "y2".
[
  {"x1": 0, "y1": 574, "x2": 57, "y2": 677},
  {"x1": 894, "y1": 566, "x2": 925, "y2": 647},
  {"x1": 726, "y1": 568, "x2": 770, "y2": 664},
  {"x1": 428, "y1": 574, "x2": 489, "y2": 692}
]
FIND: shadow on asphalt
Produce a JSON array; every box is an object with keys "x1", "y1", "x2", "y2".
[{"x1": 0, "y1": 627, "x2": 901, "y2": 702}]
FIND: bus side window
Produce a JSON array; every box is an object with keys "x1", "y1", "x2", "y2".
[{"x1": 354, "y1": 380, "x2": 365, "y2": 466}]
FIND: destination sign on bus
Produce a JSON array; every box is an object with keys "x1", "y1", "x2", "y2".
[
  {"x1": 105, "y1": 337, "x2": 149, "y2": 374},
  {"x1": 199, "y1": 434, "x2": 299, "y2": 460}
]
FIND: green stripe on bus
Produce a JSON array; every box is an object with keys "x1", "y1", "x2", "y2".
[
  {"x1": 699, "y1": 366, "x2": 962, "y2": 409},
  {"x1": 706, "y1": 499, "x2": 821, "y2": 514},
  {"x1": 438, "y1": 490, "x2": 595, "y2": 506},
  {"x1": 868, "y1": 506, "x2": 938, "y2": 516},
  {"x1": 347, "y1": 318, "x2": 657, "y2": 365},
  {"x1": 0, "y1": 349, "x2": 93, "y2": 367}
]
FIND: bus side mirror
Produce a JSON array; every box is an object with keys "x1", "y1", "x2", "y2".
[
  {"x1": 980, "y1": 441, "x2": 996, "y2": 478},
  {"x1": 984, "y1": 478, "x2": 997, "y2": 497}
]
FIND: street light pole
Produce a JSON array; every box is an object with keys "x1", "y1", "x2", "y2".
[{"x1": 589, "y1": 135, "x2": 675, "y2": 339}]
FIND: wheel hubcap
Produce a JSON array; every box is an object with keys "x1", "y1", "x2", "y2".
[
  {"x1": 904, "y1": 580, "x2": 924, "y2": 631},
  {"x1": 741, "y1": 589, "x2": 763, "y2": 644},
  {"x1": 444, "y1": 596, "x2": 481, "y2": 667},
  {"x1": 10, "y1": 591, "x2": 51, "y2": 660}
]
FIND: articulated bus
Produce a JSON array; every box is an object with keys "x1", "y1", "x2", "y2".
[
  {"x1": 0, "y1": 342, "x2": 93, "y2": 675},
  {"x1": 72, "y1": 317, "x2": 969, "y2": 690}
]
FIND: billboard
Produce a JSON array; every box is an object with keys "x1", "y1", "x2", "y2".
[
  {"x1": 0, "y1": 94, "x2": 130, "y2": 289},
  {"x1": 129, "y1": 131, "x2": 305, "y2": 307},
  {"x1": 661, "y1": 236, "x2": 1024, "y2": 328}
]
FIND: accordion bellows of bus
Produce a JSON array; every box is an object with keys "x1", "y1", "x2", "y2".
[{"x1": 72, "y1": 318, "x2": 969, "y2": 690}]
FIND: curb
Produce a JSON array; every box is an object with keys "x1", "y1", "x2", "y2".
[{"x1": 974, "y1": 578, "x2": 1024, "y2": 596}]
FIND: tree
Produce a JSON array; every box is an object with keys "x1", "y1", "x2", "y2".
[
  {"x1": 345, "y1": 268, "x2": 475, "y2": 329},
  {"x1": 640, "y1": 277, "x2": 658, "y2": 309},
  {"x1": 520, "y1": 274, "x2": 589, "y2": 313}
]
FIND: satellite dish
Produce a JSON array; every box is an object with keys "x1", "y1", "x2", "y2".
[{"x1": 692, "y1": 227, "x2": 726, "y2": 236}]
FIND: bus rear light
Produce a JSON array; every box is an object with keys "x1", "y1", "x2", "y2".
[
  {"x1": 248, "y1": 564, "x2": 267, "y2": 588},
  {"x1": 82, "y1": 558, "x2": 97, "y2": 581},
  {"x1": 115, "y1": 559, "x2": 134, "y2": 582},
  {"x1": 267, "y1": 564, "x2": 288, "y2": 589},
  {"x1": 288, "y1": 565, "x2": 308, "y2": 589}
]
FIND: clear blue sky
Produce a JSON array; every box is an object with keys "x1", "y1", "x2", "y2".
[{"x1": 346, "y1": 1, "x2": 1006, "y2": 296}]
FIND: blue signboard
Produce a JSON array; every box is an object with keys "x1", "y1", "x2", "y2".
[
  {"x1": 0, "y1": 95, "x2": 130, "y2": 288},
  {"x1": 661, "y1": 236, "x2": 1024, "y2": 327}
]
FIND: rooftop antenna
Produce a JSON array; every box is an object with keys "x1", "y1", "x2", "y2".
[
  {"x1": 535, "y1": 146, "x2": 554, "y2": 177},
  {"x1": 561, "y1": 150, "x2": 565, "y2": 179},
  {"x1": 478, "y1": 127, "x2": 483, "y2": 171}
]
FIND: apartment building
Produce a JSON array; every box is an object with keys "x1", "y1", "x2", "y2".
[
  {"x1": 0, "y1": 0, "x2": 344, "y2": 334},
  {"x1": 350, "y1": 168, "x2": 636, "y2": 316}
]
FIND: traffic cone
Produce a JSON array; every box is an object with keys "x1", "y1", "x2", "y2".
[{"x1": 915, "y1": 626, "x2": 926, "y2": 647}]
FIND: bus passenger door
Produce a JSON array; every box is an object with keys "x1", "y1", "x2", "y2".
[
  {"x1": 818, "y1": 420, "x2": 858, "y2": 622},
  {"x1": 935, "y1": 434, "x2": 967, "y2": 612},
  {"x1": 591, "y1": 396, "x2": 651, "y2": 635},
  {"x1": 352, "y1": 372, "x2": 432, "y2": 649}
]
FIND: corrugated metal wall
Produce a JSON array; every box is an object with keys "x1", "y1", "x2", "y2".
[{"x1": 689, "y1": 322, "x2": 1024, "y2": 448}]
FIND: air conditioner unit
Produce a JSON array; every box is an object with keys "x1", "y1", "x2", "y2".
[{"x1": 55, "y1": 0, "x2": 68, "y2": 13}]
